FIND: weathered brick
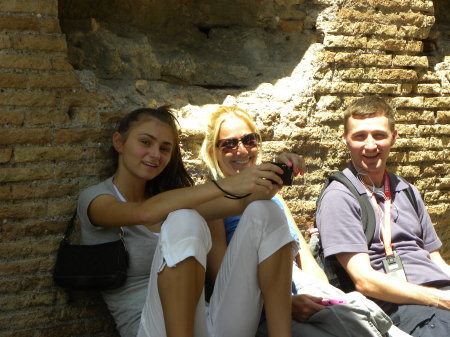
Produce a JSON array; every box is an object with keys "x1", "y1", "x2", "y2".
[
  {"x1": 410, "y1": 0, "x2": 434, "y2": 13},
  {"x1": 359, "y1": 54, "x2": 392, "y2": 66},
  {"x1": 14, "y1": 146, "x2": 105, "y2": 163},
  {"x1": 390, "y1": 96, "x2": 424, "y2": 108},
  {"x1": 47, "y1": 200, "x2": 77, "y2": 217},
  {"x1": 0, "y1": 129, "x2": 52, "y2": 145},
  {"x1": 409, "y1": 150, "x2": 445, "y2": 162},
  {"x1": 0, "y1": 202, "x2": 46, "y2": 219},
  {"x1": 26, "y1": 108, "x2": 70, "y2": 126},
  {"x1": 367, "y1": 68, "x2": 418, "y2": 81},
  {"x1": 0, "y1": 238, "x2": 59, "y2": 260},
  {"x1": 55, "y1": 128, "x2": 111, "y2": 144},
  {"x1": 28, "y1": 72, "x2": 80, "y2": 89},
  {"x1": 393, "y1": 55, "x2": 428, "y2": 68},
  {"x1": 50, "y1": 56, "x2": 74, "y2": 71},
  {"x1": 335, "y1": 68, "x2": 365, "y2": 80},
  {"x1": 323, "y1": 35, "x2": 367, "y2": 48},
  {"x1": 371, "y1": 0, "x2": 410, "y2": 10},
  {"x1": 0, "y1": 72, "x2": 28, "y2": 88},
  {"x1": 418, "y1": 125, "x2": 450, "y2": 136},
  {"x1": 0, "y1": 149, "x2": 12, "y2": 163},
  {"x1": 436, "y1": 111, "x2": 450, "y2": 123},
  {"x1": 424, "y1": 97, "x2": 450, "y2": 108},
  {"x1": 0, "y1": 167, "x2": 54, "y2": 182},
  {"x1": 0, "y1": 0, "x2": 58, "y2": 16},
  {"x1": 358, "y1": 83, "x2": 399, "y2": 94},
  {"x1": 60, "y1": 92, "x2": 111, "y2": 108},
  {"x1": 416, "y1": 83, "x2": 441, "y2": 95},
  {"x1": 367, "y1": 38, "x2": 407, "y2": 52},
  {"x1": 40, "y1": 18, "x2": 61, "y2": 34},
  {"x1": 0, "y1": 33, "x2": 11, "y2": 48},
  {"x1": 0, "y1": 15, "x2": 40, "y2": 31},
  {"x1": 1, "y1": 219, "x2": 67, "y2": 241},
  {"x1": 0, "y1": 182, "x2": 77, "y2": 200},
  {"x1": 397, "y1": 25, "x2": 431, "y2": 39},
  {"x1": 12, "y1": 34, "x2": 67, "y2": 52},
  {"x1": 0, "y1": 53, "x2": 52, "y2": 70},
  {"x1": 406, "y1": 40, "x2": 423, "y2": 52},
  {"x1": 314, "y1": 81, "x2": 358, "y2": 94},
  {"x1": 396, "y1": 109, "x2": 434, "y2": 122},
  {"x1": 0, "y1": 109, "x2": 24, "y2": 125},
  {"x1": 0, "y1": 92, "x2": 56, "y2": 107}
]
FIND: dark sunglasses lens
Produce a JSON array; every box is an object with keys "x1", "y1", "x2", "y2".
[
  {"x1": 242, "y1": 133, "x2": 258, "y2": 147},
  {"x1": 221, "y1": 139, "x2": 239, "y2": 149}
]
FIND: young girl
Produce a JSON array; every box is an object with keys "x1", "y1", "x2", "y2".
[
  {"x1": 77, "y1": 106, "x2": 296, "y2": 337},
  {"x1": 200, "y1": 105, "x2": 412, "y2": 337}
]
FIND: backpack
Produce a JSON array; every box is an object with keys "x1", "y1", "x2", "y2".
[{"x1": 310, "y1": 171, "x2": 419, "y2": 293}]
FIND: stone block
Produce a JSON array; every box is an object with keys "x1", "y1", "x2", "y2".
[
  {"x1": 0, "y1": 0, "x2": 58, "y2": 16},
  {"x1": 323, "y1": 35, "x2": 367, "y2": 48},
  {"x1": 424, "y1": 97, "x2": 450, "y2": 109},
  {"x1": 410, "y1": 0, "x2": 434, "y2": 13},
  {"x1": 40, "y1": 18, "x2": 61, "y2": 34},
  {"x1": 369, "y1": 0, "x2": 410, "y2": 10},
  {"x1": 0, "y1": 109, "x2": 24, "y2": 125},
  {"x1": 390, "y1": 96, "x2": 424, "y2": 108},
  {"x1": 358, "y1": 83, "x2": 398, "y2": 94},
  {"x1": 0, "y1": 15, "x2": 40, "y2": 31},
  {"x1": 314, "y1": 81, "x2": 358, "y2": 94},
  {"x1": 55, "y1": 128, "x2": 110, "y2": 144},
  {"x1": 0, "y1": 202, "x2": 46, "y2": 219},
  {"x1": 26, "y1": 108, "x2": 71, "y2": 126},
  {"x1": 359, "y1": 54, "x2": 392, "y2": 66},
  {"x1": 0, "y1": 167, "x2": 53, "y2": 182},
  {"x1": 393, "y1": 55, "x2": 428, "y2": 68},
  {"x1": 368, "y1": 68, "x2": 417, "y2": 81},
  {"x1": 0, "y1": 92, "x2": 56, "y2": 107},
  {"x1": 0, "y1": 33, "x2": 11, "y2": 48},
  {"x1": 0, "y1": 129, "x2": 52, "y2": 145},
  {"x1": 0, "y1": 149, "x2": 12, "y2": 163},
  {"x1": 0, "y1": 72, "x2": 28, "y2": 88},
  {"x1": 14, "y1": 146, "x2": 104, "y2": 163},
  {"x1": 436, "y1": 111, "x2": 450, "y2": 123},
  {"x1": 418, "y1": 125, "x2": 450, "y2": 136},
  {"x1": 406, "y1": 40, "x2": 423, "y2": 52},
  {"x1": 335, "y1": 68, "x2": 365, "y2": 80},
  {"x1": 28, "y1": 73, "x2": 80, "y2": 89},
  {"x1": 416, "y1": 84, "x2": 441, "y2": 95},
  {"x1": 367, "y1": 38, "x2": 407, "y2": 52},
  {"x1": 0, "y1": 182, "x2": 77, "y2": 200},
  {"x1": 60, "y1": 92, "x2": 111, "y2": 108},
  {"x1": 50, "y1": 56, "x2": 74, "y2": 71},
  {"x1": 396, "y1": 109, "x2": 434, "y2": 122},
  {"x1": 0, "y1": 53, "x2": 52, "y2": 70},
  {"x1": 397, "y1": 26, "x2": 431, "y2": 39},
  {"x1": 12, "y1": 34, "x2": 67, "y2": 52}
]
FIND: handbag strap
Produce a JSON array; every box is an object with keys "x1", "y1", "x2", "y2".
[
  {"x1": 61, "y1": 208, "x2": 126, "y2": 245},
  {"x1": 62, "y1": 208, "x2": 78, "y2": 244}
]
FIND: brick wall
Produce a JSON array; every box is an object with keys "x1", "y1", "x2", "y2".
[{"x1": 1, "y1": 0, "x2": 449, "y2": 336}]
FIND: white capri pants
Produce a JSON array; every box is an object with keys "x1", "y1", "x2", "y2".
[{"x1": 137, "y1": 200, "x2": 296, "y2": 337}]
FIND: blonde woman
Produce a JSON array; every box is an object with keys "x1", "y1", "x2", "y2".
[{"x1": 200, "y1": 105, "x2": 412, "y2": 337}]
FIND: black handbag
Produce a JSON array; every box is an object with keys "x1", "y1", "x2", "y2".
[{"x1": 53, "y1": 210, "x2": 129, "y2": 291}]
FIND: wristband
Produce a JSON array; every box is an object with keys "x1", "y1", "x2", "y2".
[{"x1": 211, "y1": 180, "x2": 251, "y2": 200}]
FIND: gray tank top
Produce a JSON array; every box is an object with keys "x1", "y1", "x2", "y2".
[{"x1": 78, "y1": 177, "x2": 159, "y2": 337}]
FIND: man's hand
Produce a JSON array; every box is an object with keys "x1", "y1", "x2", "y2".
[{"x1": 292, "y1": 294, "x2": 325, "y2": 322}]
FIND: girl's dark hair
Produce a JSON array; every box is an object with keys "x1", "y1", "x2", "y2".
[{"x1": 111, "y1": 106, "x2": 194, "y2": 196}]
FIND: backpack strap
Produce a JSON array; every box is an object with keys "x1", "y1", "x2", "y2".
[
  {"x1": 396, "y1": 175, "x2": 419, "y2": 216},
  {"x1": 320, "y1": 171, "x2": 377, "y2": 245}
]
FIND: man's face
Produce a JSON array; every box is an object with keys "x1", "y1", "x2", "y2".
[{"x1": 344, "y1": 115, "x2": 397, "y2": 180}]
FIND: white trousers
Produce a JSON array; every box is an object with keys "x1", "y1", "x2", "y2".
[{"x1": 137, "y1": 200, "x2": 295, "y2": 337}]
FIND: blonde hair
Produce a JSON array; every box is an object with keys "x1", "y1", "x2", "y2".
[{"x1": 200, "y1": 105, "x2": 262, "y2": 179}]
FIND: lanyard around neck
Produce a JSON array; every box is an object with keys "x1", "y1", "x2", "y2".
[{"x1": 364, "y1": 172, "x2": 393, "y2": 257}]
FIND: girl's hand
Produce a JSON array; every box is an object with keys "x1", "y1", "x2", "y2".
[
  {"x1": 220, "y1": 162, "x2": 284, "y2": 197},
  {"x1": 292, "y1": 294, "x2": 325, "y2": 322},
  {"x1": 275, "y1": 152, "x2": 306, "y2": 177}
]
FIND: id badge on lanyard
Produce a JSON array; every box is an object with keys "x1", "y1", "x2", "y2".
[{"x1": 367, "y1": 173, "x2": 407, "y2": 282}]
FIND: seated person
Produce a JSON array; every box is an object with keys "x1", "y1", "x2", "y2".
[{"x1": 316, "y1": 96, "x2": 450, "y2": 337}]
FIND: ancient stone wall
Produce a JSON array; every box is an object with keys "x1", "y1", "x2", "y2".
[{"x1": 1, "y1": 0, "x2": 448, "y2": 335}]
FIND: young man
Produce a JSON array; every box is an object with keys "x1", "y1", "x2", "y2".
[{"x1": 316, "y1": 96, "x2": 450, "y2": 336}]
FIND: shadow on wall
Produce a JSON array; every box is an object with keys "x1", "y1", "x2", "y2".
[{"x1": 58, "y1": 0, "x2": 322, "y2": 110}]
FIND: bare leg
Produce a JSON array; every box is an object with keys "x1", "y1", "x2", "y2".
[
  {"x1": 258, "y1": 243, "x2": 293, "y2": 337},
  {"x1": 158, "y1": 257, "x2": 205, "y2": 337}
]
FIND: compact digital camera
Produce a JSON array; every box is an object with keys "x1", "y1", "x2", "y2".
[{"x1": 271, "y1": 162, "x2": 294, "y2": 186}]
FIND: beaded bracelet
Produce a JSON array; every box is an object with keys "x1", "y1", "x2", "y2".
[{"x1": 211, "y1": 179, "x2": 251, "y2": 199}]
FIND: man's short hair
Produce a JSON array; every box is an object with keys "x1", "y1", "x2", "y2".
[{"x1": 344, "y1": 96, "x2": 396, "y2": 134}]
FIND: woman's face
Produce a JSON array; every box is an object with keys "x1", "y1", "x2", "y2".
[
  {"x1": 115, "y1": 118, "x2": 174, "y2": 182},
  {"x1": 216, "y1": 116, "x2": 259, "y2": 177}
]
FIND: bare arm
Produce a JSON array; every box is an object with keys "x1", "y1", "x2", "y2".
[
  {"x1": 88, "y1": 163, "x2": 283, "y2": 228},
  {"x1": 430, "y1": 251, "x2": 450, "y2": 278},
  {"x1": 338, "y1": 252, "x2": 450, "y2": 309}
]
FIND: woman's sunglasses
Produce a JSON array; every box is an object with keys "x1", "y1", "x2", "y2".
[{"x1": 216, "y1": 133, "x2": 260, "y2": 152}]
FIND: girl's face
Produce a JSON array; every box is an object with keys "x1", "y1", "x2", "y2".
[
  {"x1": 216, "y1": 116, "x2": 259, "y2": 177},
  {"x1": 114, "y1": 118, "x2": 174, "y2": 182}
]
